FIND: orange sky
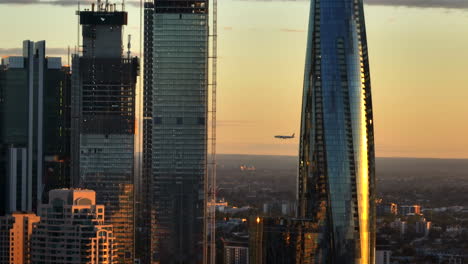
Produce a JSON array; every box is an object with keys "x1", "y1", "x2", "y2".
[{"x1": 0, "y1": 1, "x2": 467, "y2": 158}]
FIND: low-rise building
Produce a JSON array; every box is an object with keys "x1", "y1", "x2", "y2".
[
  {"x1": 376, "y1": 248, "x2": 391, "y2": 264},
  {"x1": 377, "y1": 202, "x2": 398, "y2": 216},
  {"x1": 390, "y1": 218, "x2": 407, "y2": 235},
  {"x1": 399, "y1": 205, "x2": 421, "y2": 216},
  {"x1": 415, "y1": 218, "x2": 431, "y2": 236}
]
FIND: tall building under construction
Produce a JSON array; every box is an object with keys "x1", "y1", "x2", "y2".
[
  {"x1": 71, "y1": 1, "x2": 139, "y2": 263},
  {"x1": 141, "y1": 1, "x2": 208, "y2": 263}
]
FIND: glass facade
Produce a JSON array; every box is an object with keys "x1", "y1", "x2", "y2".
[
  {"x1": 143, "y1": 1, "x2": 208, "y2": 263},
  {"x1": 297, "y1": 0, "x2": 376, "y2": 263},
  {"x1": 0, "y1": 43, "x2": 71, "y2": 216},
  {"x1": 72, "y1": 8, "x2": 139, "y2": 264}
]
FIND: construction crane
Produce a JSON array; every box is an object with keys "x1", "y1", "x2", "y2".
[{"x1": 205, "y1": 0, "x2": 218, "y2": 263}]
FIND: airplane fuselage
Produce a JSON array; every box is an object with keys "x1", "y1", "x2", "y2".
[{"x1": 274, "y1": 133, "x2": 295, "y2": 139}]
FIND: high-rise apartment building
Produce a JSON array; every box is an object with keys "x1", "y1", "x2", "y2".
[
  {"x1": 141, "y1": 1, "x2": 208, "y2": 263},
  {"x1": 297, "y1": 0, "x2": 376, "y2": 263},
  {"x1": 223, "y1": 239, "x2": 249, "y2": 264},
  {"x1": 30, "y1": 189, "x2": 115, "y2": 264},
  {"x1": 71, "y1": 2, "x2": 139, "y2": 263},
  {"x1": 0, "y1": 212, "x2": 40, "y2": 264},
  {"x1": 249, "y1": 217, "x2": 317, "y2": 264},
  {"x1": 0, "y1": 41, "x2": 71, "y2": 215}
]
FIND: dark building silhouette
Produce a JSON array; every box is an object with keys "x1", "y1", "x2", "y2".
[
  {"x1": 297, "y1": 0, "x2": 377, "y2": 262},
  {"x1": 140, "y1": 1, "x2": 208, "y2": 263},
  {"x1": 71, "y1": 2, "x2": 139, "y2": 263},
  {"x1": 249, "y1": 217, "x2": 318, "y2": 264},
  {"x1": 0, "y1": 41, "x2": 71, "y2": 215}
]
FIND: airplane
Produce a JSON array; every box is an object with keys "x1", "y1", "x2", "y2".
[{"x1": 275, "y1": 133, "x2": 295, "y2": 139}]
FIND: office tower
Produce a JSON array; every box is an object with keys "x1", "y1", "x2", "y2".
[
  {"x1": 249, "y1": 217, "x2": 317, "y2": 264},
  {"x1": 399, "y1": 205, "x2": 421, "y2": 216},
  {"x1": 0, "y1": 41, "x2": 71, "y2": 216},
  {"x1": 30, "y1": 189, "x2": 115, "y2": 264},
  {"x1": 223, "y1": 239, "x2": 249, "y2": 264},
  {"x1": 0, "y1": 212, "x2": 40, "y2": 264},
  {"x1": 375, "y1": 246, "x2": 391, "y2": 264},
  {"x1": 71, "y1": 2, "x2": 139, "y2": 263},
  {"x1": 297, "y1": 0, "x2": 376, "y2": 262},
  {"x1": 142, "y1": 1, "x2": 208, "y2": 263}
]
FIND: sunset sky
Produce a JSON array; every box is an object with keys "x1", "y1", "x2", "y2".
[{"x1": 1, "y1": 0, "x2": 467, "y2": 158}]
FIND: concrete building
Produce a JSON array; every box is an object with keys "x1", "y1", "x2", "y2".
[
  {"x1": 71, "y1": 2, "x2": 139, "y2": 263},
  {"x1": 0, "y1": 41, "x2": 71, "y2": 215},
  {"x1": 399, "y1": 205, "x2": 421, "y2": 216},
  {"x1": 390, "y1": 218, "x2": 407, "y2": 235},
  {"x1": 223, "y1": 239, "x2": 249, "y2": 264},
  {"x1": 0, "y1": 212, "x2": 40, "y2": 264},
  {"x1": 376, "y1": 249, "x2": 391, "y2": 264},
  {"x1": 30, "y1": 189, "x2": 115, "y2": 264},
  {"x1": 415, "y1": 218, "x2": 431, "y2": 236},
  {"x1": 376, "y1": 202, "x2": 398, "y2": 216}
]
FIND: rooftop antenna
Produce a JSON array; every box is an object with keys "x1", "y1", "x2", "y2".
[
  {"x1": 122, "y1": 0, "x2": 125, "y2": 11},
  {"x1": 67, "y1": 46, "x2": 70, "y2": 66},
  {"x1": 127, "y1": 34, "x2": 132, "y2": 59},
  {"x1": 76, "y1": 1, "x2": 80, "y2": 55}
]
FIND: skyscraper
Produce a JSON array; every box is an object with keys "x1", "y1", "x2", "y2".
[
  {"x1": 71, "y1": 2, "x2": 139, "y2": 263},
  {"x1": 30, "y1": 189, "x2": 116, "y2": 264},
  {"x1": 297, "y1": 0, "x2": 376, "y2": 263},
  {"x1": 0, "y1": 41, "x2": 71, "y2": 215},
  {"x1": 0, "y1": 212, "x2": 40, "y2": 264},
  {"x1": 142, "y1": 1, "x2": 208, "y2": 263}
]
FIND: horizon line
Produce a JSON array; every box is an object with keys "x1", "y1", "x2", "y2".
[{"x1": 214, "y1": 153, "x2": 468, "y2": 160}]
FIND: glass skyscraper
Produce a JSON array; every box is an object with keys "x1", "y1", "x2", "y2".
[
  {"x1": 71, "y1": 4, "x2": 139, "y2": 263},
  {"x1": 297, "y1": 0, "x2": 376, "y2": 263},
  {"x1": 142, "y1": 1, "x2": 208, "y2": 263},
  {"x1": 0, "y1": 41, "x2": 70, "y2": 216}
]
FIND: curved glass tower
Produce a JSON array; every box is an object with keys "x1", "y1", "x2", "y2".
[{"x1": 297, "y1": 0, "x2": 376, "y2": 263}]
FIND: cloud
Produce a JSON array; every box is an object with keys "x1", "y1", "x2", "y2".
[
  {"x1": 233, "y1": 0, "x2": 468, "y2": 9},
  {"x1": 365, "y1": 0, "x2": 468, "y2": 8},
  {"x1": 0, "y1": 0, "x2": 141, "y2": 7},
  {"x1": 2, "y1": 0, "x2": 468, "y2": 10}
]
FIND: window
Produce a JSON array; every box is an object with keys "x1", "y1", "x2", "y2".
[{"x1": 197, "y1": 117, "x2": 205, "y2": 125}]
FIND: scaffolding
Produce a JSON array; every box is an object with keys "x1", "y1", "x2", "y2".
[{"x1": 206, "y1": 0, "x2": 218, "y2": 263}]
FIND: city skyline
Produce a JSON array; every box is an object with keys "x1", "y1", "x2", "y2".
[
  {"x1": 1, "y1": 1, "x2": 468, "y2": 159},
  {"x1": 0, "y1": 1, "x2": 467, "y2": 264}
]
